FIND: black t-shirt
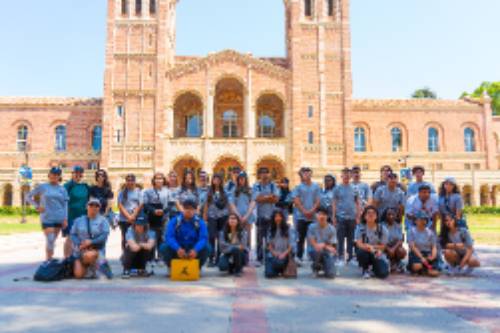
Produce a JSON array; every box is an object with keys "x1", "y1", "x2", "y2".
[{"x1": 89, "y1": 185, "x2": 114, "y2": 214}]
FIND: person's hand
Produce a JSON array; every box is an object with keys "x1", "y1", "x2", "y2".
[
  {"x1": 455, "y1": 243, "x2": 465, "y2": 250},
  {"x1": 239, "y1": 244, "x2": 245, "y2": 251},
  {"x1": 241, "y1": 216, "x2": 247, "y2": 224},
  {"x1": 279, "y1": 252, "x2": 288, "y2": 260},
  {"x1": 188, "y1": 250, "x2": 197, "y2": 259},
  {"x1": 332, "y1": 218, "x2": 337, "y2": 226},
  {"x1": 155, "y1": 209, "x2": 164, "y2": 216},
  {"x1": 177, "y1": 248, "x2": 186, "y2": 258},
  {"x1": 37, "y1": 206, "x2": 45, "y2": 213},
  {"x1": 387, "y1": 248, "x2": 395, "y2": 257},
  {"x1": 314, "y1": 243, "x2": 324, "y2": 252},
  {"x1": 427, "y1": 254, "x2": 436, "y2": 261},
  {"x1": 375, "y1": 250, "x2": 382, "y2": 258},
  {"x1": 62, "y1": 219, "x2": 68, "y2": 230},
  {"x1": 421, "y1": 258, "x2": 428, "y2": 265},
  {"x1": 328, "y1": 246, "x2": 337, "y2": 255}
]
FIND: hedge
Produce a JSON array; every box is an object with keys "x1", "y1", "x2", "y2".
[
  {"x1": 463, "y1": 206, "x2": 500, "y2": 215},
  {"x1": 0, "y1": 206, "x2": 38, "y2": 216}
]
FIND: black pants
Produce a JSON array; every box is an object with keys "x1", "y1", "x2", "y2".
[
  {"x1": 356, "y1": 248, "x2": 389, "y2": 279},
  {"x1": 297, "y1": 219, "x2": 313, "y2": 260},
  {"x1": 265, "y1": 253, "x2": 288, "y2": 278},
  {"x1": 122, "y1": 247, "x2": 152, "y2": 271},
  {"x1": 337, "y1": 218, "x2": 356, "y2": 261},
  {"x1": 219, "y1": 248, "x2": 247, "y2": 274},
  {"x1": 256, "y1": 217, "x2": 272, "y2": 262},
  {"x1": 160, "y1": 245, "x2": 209, "y2": 268},
  {"x1": 208, "y1": 216, "x2": 227, "y2": 263},
  {"x1": 119, "y1": 223, "x2": 130, "y2": 252},
  {"x1": 150, "y1": 225, "x2": 164, "y2": 261}
]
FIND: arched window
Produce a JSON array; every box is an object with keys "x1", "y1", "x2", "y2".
[
  {"x1": 391, "y1": 127, "x2": 402, "y2": 152},
  {"x1": 464, "y1": 128, "x2": 476, "y2": 152},
  {"x1": 354, "y1": 127, "x2": 366, "y2": 152},
  {"x1": 223, "y1": 110, "x2": 238, "y2": 138},
  {"x1": 308, "y1": 131, "x2": 314, "y2": 144},
  {"x1": 428, "y1": 127, "x2": 439, "y2": 152},
  {"x1": 149, "y1": 0, "x2": 156, "y2": 15},
  {"x1": 258, "y1": 114, "x2": 276, "y2": 138},
  {"x1": 327, "y1": 0, "x2": 334, "y2": 16},
  {"x1": 55, "y1": 125, "x2": 67, "y2": 152},
  {"x1": 305, "y1": 0, "x2": 313, "y2": 17},
  {"x1": 135, "y1": 0, "x2": 142, "y2": 15},
  {"x1": 121, "y1": 0, "x2": 128, "y2": 15},
  {"x1": 185, "y1": 115, "x2": 203, "y2": 137},
  {"x1": 92, "y1": 126, "x2": 102, "y2": 152},
  {"x1": 116, "y1": 105, "x2": 124, "y2": 117},
  {"x1": 16, "y1": 126, "x2": 28, "y2": 152}
]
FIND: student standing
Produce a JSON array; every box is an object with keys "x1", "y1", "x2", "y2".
[
  {"x1": 118, "y1": 174, "x2": 143, "y2": 251},
  {"x1": 143, "y1": 173, "x2": 169, "y2": 261}
]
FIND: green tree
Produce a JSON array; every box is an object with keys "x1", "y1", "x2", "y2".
[
  {"x1": 412, "y1": 87, "x2": 437, "y2": 99},
  {"x1": 461, "y1": 81, "x2": 500, "y2": 115}
]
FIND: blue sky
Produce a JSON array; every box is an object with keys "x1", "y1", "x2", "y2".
[{"x1": 0, "y1": 0, "x2": 498, "y2": 99}]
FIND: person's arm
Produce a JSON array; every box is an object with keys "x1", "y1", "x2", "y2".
[
  {"x1": 91, "y1": 220, "x2": 110, "y2": 247},
  {"x1": 26, "y1": 185, "x2": 42, "y2": 208},
  {"x1": 242, "y1": 200, "x2": 256, "y2": 222},
  {"x1": 193, "y1": 220, "x2": 209, "y2": 254},
  {"x1": 219, "y1": 231, "x2": 230, "y2": 254},
  {"x1": 165, "y1": 219, "x2": 181, "y2": 252},
  {"x1": 355, "y1": 196, "x2": 361, "y2": 223},
  {"x1": 141, "y1": 231, "x2": 156, "y2": 251},
  {"x1": 331, "y1": 196, "x2": 337, "y2": 225},
  {"x1": 70, "y1": 221, "x2": 80, "y2": 248},
  {"x1": 409, "y1": 241, "x2": 425, "y2": 263},
  {"x1": 202, "y1": 201, "x2": 208, "y2": 222},
  {"x1": 370, "y1": 188, "x2": 380, "y2": 208}
]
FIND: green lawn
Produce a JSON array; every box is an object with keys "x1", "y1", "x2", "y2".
[{"x1": 0, "y1": 214, "x2": 499, "y2": 245}]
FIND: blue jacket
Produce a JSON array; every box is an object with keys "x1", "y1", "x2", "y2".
[{"x1": 164, "y1": 215, "x2": 208, "y2": 253}]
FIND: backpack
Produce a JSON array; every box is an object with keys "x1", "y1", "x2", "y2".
[{"x1": 34, "y1": 256, "x2": 76, "y2": 282}]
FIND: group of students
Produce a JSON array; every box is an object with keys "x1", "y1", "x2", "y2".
[{"x1": 26, "y1": 163, "x2": 480, "y2": 280}]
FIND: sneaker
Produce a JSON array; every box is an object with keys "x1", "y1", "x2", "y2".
[
  {"x1": 337, "y1": 260, "x2": 345, "y2": 267},
  {"x1": 362, "y1": 270, "x2": 371, "y2": 279},
  {"x1": 296, "y1": 258, "x2": 303, "y2": 267},
  {"x1": 121, "y1": 270, "x2": 131, "y2": 279},
  {"x1": 254, "y1": 261, "x2": 262, "y2": 268},
  {"x1": 348, "y1": 258, "x2": 358, "y2": 267},
  {"x1": 462, "y1": 265, "x2": 474, "y2": 276},
  {"x1": 397, "y1": 262, "x2": 406, "y2": 274},
  {"x1": 98, "y1": 262, "x2": 113, "y2": 280},
  {"x1": 85, "y1": 266, "x2": 98, "y2": 279},
  {"x1": 207, "y1": 261, "x2": 216, "y2": 268}
]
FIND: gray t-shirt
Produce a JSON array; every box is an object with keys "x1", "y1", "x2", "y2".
[
  {"x1": 374, "y1": 185, "x2": 405, "y2": 215},
  {"x1": 447, "y1": 228, "x2": 474, "y2": 255},
  {"x1": 252, "y1": 182, "x2": 280, "y2": 220},
  {"x1": 320, "y1": 188, "x2": 335, "y2": 217},
  {"x1": 407, "y1": 181, "x2": 436, "y2": 197},
  {"x1": 229, "y1": 189, "x2": 255, "y2": 224},
  {"x1": 333, "y1": 184, "x2": 358, "y2": 220},
  {"x1": 408, "y1": 227, "x2": 437, "y2": 252},
  {"x1": 267, "y1": 228, "x2": 294, "y2": 253},
  {"x1": 125, "y1": 226, "x2": 156, "y2": 244},
  {"x1": 70, "y1": 214, "x2": 110, "y2": 257},
  {"x1": 307, "y1": 222, "x2": 337, "y2": 251},
  {"x1": 383, "y1": 223, "x2": 403, "y2": 245},
  {"x1": 438, "y1": 193, "x2": 464, "y2": 218},
  {"x1": 27, "y1": 183, "x2": 69, "y2": 224},
  {"x1": 177, "y1": 187, "x2": 200, "y2": 206},
  {"x1": 355, "y1": 224, "x2": 389, "y2": 246},
  {"x1": 405, "y1": 194, "x2": 439, "y2": 224},
  {"x1": 351, "y1": 181, "x2": 372, "y2": 208},
  {"x1": 206, "y1": 190, "x2": 230, "y2": 220},
  {"x1": 292, "y1": 182, "x2": 321, "y2": 221},
  {"x1": 118, "y1": 188, "x2": 143, "y2": 223}
]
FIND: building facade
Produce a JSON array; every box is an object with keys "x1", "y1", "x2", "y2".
[{"x1": 1, "y1": 0, "x2": 500, "y2": 207}]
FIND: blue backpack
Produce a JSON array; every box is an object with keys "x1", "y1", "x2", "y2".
[{"x1": 34, "y1": 257, "x2": 74, "y2": 282}]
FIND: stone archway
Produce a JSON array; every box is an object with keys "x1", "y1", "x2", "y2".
[
  {"x1": 256, "y1": 156, "x2": 286, "y2": 181},
  {"x1": 462, "y1": 185, "x2": 472, "y2": 207},
  {"x1": 174, "y1": 91, "x2": 204, "y2": 138},
  {"x1": 173, "y1": 156, "x2": 203, "y2": 182},
  {"x1": 3, "y1": 184, "x2": 13, "y2": 207},
  {"x1": 480, "y1": 185, "x2": 491, "y2": 206},
  {"x1": 213, "y1": 157, "x2": 244, "y2": 182}
]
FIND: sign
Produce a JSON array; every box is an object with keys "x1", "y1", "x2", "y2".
[
  {"x1": 19, "y1": 165, "x2": 32, "y2": 185},
  {"x1": 170, "y1": 259, "x2": 200, "y2": 281}
]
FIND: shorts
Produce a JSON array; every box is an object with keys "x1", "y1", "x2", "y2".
[
  {"x1": 62, "y1": 220, "x2": 74, "y2": 237},
  {"x1": 408, "y1": 250, "x2": 439, "y2": 270},
  {"x1": 42, "y1": 222, "x2": 63, "y2": 230}
]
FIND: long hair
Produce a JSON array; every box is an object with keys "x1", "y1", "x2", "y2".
[
  {"x1": 439, "y1": 181, "x2": 460, "y2": 197},
  {"x1": 121, "y1": 173, "x2": 136, "y2": 204},
  {"x1": 95, "y1": 169, "x2": 111, "y2": 190},
  {"x1": 151, "y1": 172, "x2": 168, "y2": 187},
  {"x1": 234, "y1": 173, "x2": 250, "y2": 197},
  {"x1": 439, "y1": 213, "x2": 456, "y2": 248},
  {"x1": 181, "y1": 170, "x2": 197, "y2": 192},
  {"x1": 207, "y1": 173, "x2": 227, "y2": 205},
  {"x1": 360, "y1": 205, "x2": 382, "y2": 239},
  {"x1": 380, "y1": 207, "x2": 397, "y2": 225},
  {"x1": 223, "y1": 213, "x2": 244, "y2": 243},
  {"x1": 270, "y1": 209, "x2": 289, "y2": 238}
]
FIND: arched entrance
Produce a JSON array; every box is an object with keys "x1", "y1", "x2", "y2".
[
  {"x1": 462, "y1": 185, "x2": 472, "y2": 206},
  {"x1": 3, "y1": 184, "x2": 13, "y2": 207},
  {"x1": 213, "y1": 157, "x2": 244, "y2": 182},
  {"x1": 256, "y1": 157, "x2": 285, "y2": 181},
  {"x1": 174, "y1": 92, "x2": 204, "y2": 138},
  {"x1": 173, "y1": 156, "x2": 203, "y2": 182},
  {"x1": 480, "y1": 185, "x2": 490, "y2": 206},
  {"x1": 256, "y1": 94, "x2": 284, "y2": 138}
]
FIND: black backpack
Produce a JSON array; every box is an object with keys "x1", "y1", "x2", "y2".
[{"x1": 34, "y1": 257, "x2": 75, "y2": 282}]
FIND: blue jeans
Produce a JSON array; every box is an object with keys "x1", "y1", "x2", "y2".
[
  {"x1": 219, "y1": 248, "x2": 248, "y2": 274},
  {"x1": 159, "y1": 244, "x2": 209, "y2": 268},
  {"x1": 309, "y1": 249, "x2": 336, "y2": 278},
  {"x1": 356, "y1": 248, "x2": 389, "y2": 279},
  {"x1": 265, "y1": 252, "x2": 288, "y2": 278}
]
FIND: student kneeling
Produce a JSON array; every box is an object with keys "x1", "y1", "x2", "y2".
[
  {"x1": 442, "y1": 214, "x2": 480, "y2": 276},
  {"x1": 407, "y1": 212, "x2": 440, "y2": 277},
  {"x1": 160, "y1": 199, "x2": 209, "y2": 270},
  {"x1": 265, "y1": 209, "x2": 294, "y2": 278},
  {"x1": 308, "y1": 207, "x2": 337, "y2": 278},
  {"x1": 218, "y1": 214, "x2": 248, "y2": 277},
  {"x1": 122, "y1": 214, "x2": 156, "y2": 279},
  {"x1": 355, "y1": 206, "x2": 390, "y2": 279},
  {"x1": 70, "y1": 198, "x2": 111, "y2": 279}
]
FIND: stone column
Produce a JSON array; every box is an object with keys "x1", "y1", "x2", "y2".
[
  {"x1": 12, "y1": 182, "x2": 21, "y2": 207},
  {"x1": 481, "y1": 93, "x2": 497, "y2": 170},
  {"x1": 473, "y1": 184, "x2": 481, "y2": 207},
  {"x1": 246, "y1": 65, "x2": 255, "y2": 139},
  {"x1": 166, "y1": 106, "x2": 174, "y2": 138}
]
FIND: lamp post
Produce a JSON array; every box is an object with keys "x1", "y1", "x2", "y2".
[{"x1": 19, "y1": 143, "x2": 31, "y2": 224}]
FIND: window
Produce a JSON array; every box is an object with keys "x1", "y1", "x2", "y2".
[
  {"x1": 222, "y1": 110, "x2": 238, "y2": 138},
  {"x1": 464, "y1": 127, "x2": 476, "y2": 152},
  {"x1": 114, "y1": 129, "x2": 122, "y2": 143},
  {"x1": 308, "y1": 105, "x2": 314, "y2": 118},
  {"x1": 121, "y1": 0, "x2": 128, "y2": 15},
  {"x1": 16, "y1": 126, "x2": 28, "y2": 152},
  {"x1": 428, "y1": 127, "x2": 439, "y2": 152},
  {"x1": 92, "y1": 126, "x2": 102, "y2": 152},
  {"x1": 185, "y1": 114, "x2": 203, "y2": 137},
  {"x1": 88, "y1": 162, "x2": 99, "y2": 170},
  {"x1": 135, "y1": 0, "x2": 142, "y2": 15},
  {"x1": 308, "y1": 131, "x2": 314, "y2": 144},
  {"x1": 305, "y1": 0, "x2": 313, "y2": 17},
  {"x1": 391, "y1": 127, "x2": 402, "y2": 152},
  {"x1": 116, "y1": 105, "x2": 124, "y2": 117},
  {"x1": 327, "y1": 0, "x2": 334, "y2": 17},
  {"x1": 258, "y1": 114, "x2": 276, "y2": 138},
  {"x1": 354, "y1": 127, "x2": 366, "y2": 152},
  {"x1": 149, "y1": 0, "x2": 156, "y2": 15},
  {"x1": 55, "y1": 125, "x2": 67, "y2": 152}
]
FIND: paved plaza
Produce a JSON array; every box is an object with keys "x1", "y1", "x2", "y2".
[{"x1": 0, "y1": 230, "x2": 499, "y2": 333}]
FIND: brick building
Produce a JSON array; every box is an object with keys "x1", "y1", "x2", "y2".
[{"x1": 1, "y1": 0, "x2": 499, "y2": 207}]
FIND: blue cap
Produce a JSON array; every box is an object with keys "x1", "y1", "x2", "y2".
[
  {"x1": 415, "y1": 211, "x2": 429, "y2": 221},
  {"x1": 135, "y1": 213, "x2": 148, "y2": 226},
  {"x1": 49, "y1": 167, "x2": 62, "y2": 175},
  {"x1": 73, "y1": 165, "x2": 84, "y2": 173}
]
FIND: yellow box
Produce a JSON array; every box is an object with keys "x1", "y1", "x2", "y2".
[{"x1": 170, "y1": 259, "x2": 200, "y2": 281}]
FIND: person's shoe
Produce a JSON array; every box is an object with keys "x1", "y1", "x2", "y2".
[
  {"x1": 296, "y1": 258, "x2": 303, "y2": 267},
  {"x1": 337, "y1": 260, "x2": 345, "y2": 267},
  {"x1": 254, "y1": 261, "x2": 262, "y2": 268},
  {"x1": 98, "y1": 261, "x2": 113, "y2": 280},
  {"x1": 348, "y1": 258, "x2": 358, "y2": 267},
  {"x1": 397, "y1": 262, "x2": 406, "y2": 274},
  {"x1": 362, "y1": 270, "x2": 371, "y2": 279},
  {"x1": 85, "y1": 266, "x2": 98, "y2": 279},
  {"x1": 121, "y1": 270, "x2": 131, "y2": 279},
  {"x1": 234, "y1": 271, "x2": 243, "y2": 278},
  {"x1": 462, "y1": 265, "x2": 474, "y2": 276},
  {"x1": 208, "y1": 261, "x2": 216, "y2": 268}
]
